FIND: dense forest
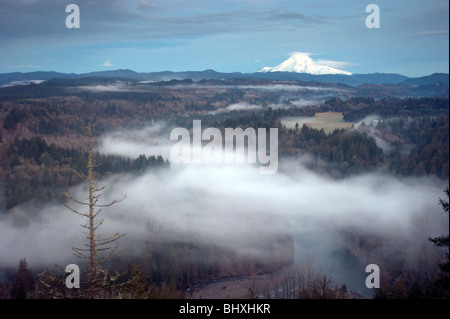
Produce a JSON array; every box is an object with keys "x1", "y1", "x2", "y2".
[
  {"x1": 0, "y1": 78, "x2": 448, "y2": 299},
  {"x1": 0, "y1": 135, "x2": 168, "y2": 210}
]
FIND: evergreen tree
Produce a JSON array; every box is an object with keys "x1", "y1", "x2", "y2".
[
  {"x1": 120, "y1": 265, "x2": 154, "y2": 299},
  {"x1": 10, "y1": 259, "x2": 35, "y2": 299},
  {"x1": 428, "y1": 187, "x2": 449, "y2": 298}
]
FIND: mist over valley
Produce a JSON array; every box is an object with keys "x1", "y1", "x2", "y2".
[{"x1": 0, "y1": 75, "x2": 448, "y2": 299}]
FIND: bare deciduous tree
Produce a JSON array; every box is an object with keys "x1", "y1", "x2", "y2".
[
  {"x1": 63, "y1": 124, "x2": 126, "y2": 298},
  {"x1": 40, "y1": 125, "x2": 126, "y2": 299}
]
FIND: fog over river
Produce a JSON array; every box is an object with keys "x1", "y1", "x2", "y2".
[{"x1": 1, "y1": 125, "x2": 447, "y2": 298}]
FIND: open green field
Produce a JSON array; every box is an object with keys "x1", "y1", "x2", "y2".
[{"x1": 280, "y1": 112, "x2": 354, "y2": 134}]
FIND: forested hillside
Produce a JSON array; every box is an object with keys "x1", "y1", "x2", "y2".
[{"x1": 0, "y1": 78, "x2": 448, "y2": 299}]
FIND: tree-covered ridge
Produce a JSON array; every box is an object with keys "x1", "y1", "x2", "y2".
[
  {"x1": 373, "y1": 115, "x2": 449, "y2": 178},
  {"x1": 195, "y1": 105, "x2": 448, "y2": 179},
  {"x1": 1, "y1": 96, "x2": 448, "y2": 209},
  {"x1": 0, "y1": 81, "x2": 448, "y2": 299},
  {"x1": 329, "y1": 97, "x2": 448, "y2": 121},
  {"x1": 0, "y1": 135, "x2": 168, "y2": 210},
  {"x1": 280, "y1": 124, "x2": 384, "y2": 177}
]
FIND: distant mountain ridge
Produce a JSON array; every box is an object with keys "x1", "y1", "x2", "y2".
[{"x1": 0, "y1": 69, "x2": 448, "y2": 89}]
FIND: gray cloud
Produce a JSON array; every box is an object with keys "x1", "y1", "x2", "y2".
[
  {"x1": 0, "y1": 0, "x2": 139, "y2": 44},
  {"x1": 0, "y1": 0, "x2": 328, "y2": 45},
  {"x1": 97, "y1": 122, "x2": 174, "y2": 159},
  {"x1": 414, "y1": 30, "x2": 449, "y2": 37}
]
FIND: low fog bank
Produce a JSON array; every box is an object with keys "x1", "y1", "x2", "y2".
[
  {"x1": 1, "y1": 123, "x2": 448, "y2": 294},
  {"x1": 209, "y1": 102, "x2": 262, "y2": 114},
  {"x1": 98, "y1": 122, "x2": 174, "y2": 160},
  {"x1": 0, "y1": 159, "x2": 447, "y2": 272}
]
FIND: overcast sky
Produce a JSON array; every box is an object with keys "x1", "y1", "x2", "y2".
[{"x1": 0, "y1": 0, "x2": 448, "y2": 76}]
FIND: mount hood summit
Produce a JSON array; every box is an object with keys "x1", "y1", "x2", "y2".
[{"x1": 256, "y1": 52, "x2": 352, "y2": 75}]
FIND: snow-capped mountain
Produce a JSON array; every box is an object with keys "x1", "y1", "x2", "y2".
[{"x1": 256, "y1": 52, "x2": 352, "y2": 75}]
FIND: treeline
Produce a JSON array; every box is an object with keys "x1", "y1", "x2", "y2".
[
  {"x1": 0, "y1": 233, "x2": 295, "y2": 299},
  {"x1": 280, "y1": 124, "x2": 384, "y2": 177},
  {"x1": 176, "y1": 105, "x2": 448, "y2": 179},
  {"x1": 0, "y1": 79, "x2": 163, "y2": 102},
  {"x1": 365, "y1": 115, "x2": 449, "y2": 178},
  {"x1": 117, "y1": 234, "x2": 294, "y2": 292},
  {"x1": 278, "y1": 114, "x2": 449, "y2": 179},
  {"x1": 191, "y1": 107, "x2": 384, "y2": 177},
  {"x1": 330, "y1": 97, "x2": 449, "y2": 121},
  {"x1": 1, "y1": 98, "x2": 163, "y2": 136},
  {"x1": 0, "y1": 136, "x2": 168, "y2": 210}
]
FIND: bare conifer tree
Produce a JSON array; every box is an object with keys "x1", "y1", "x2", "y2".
[{"x1": 62, "y1": 124, "x2": 126, "y2": 298}]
